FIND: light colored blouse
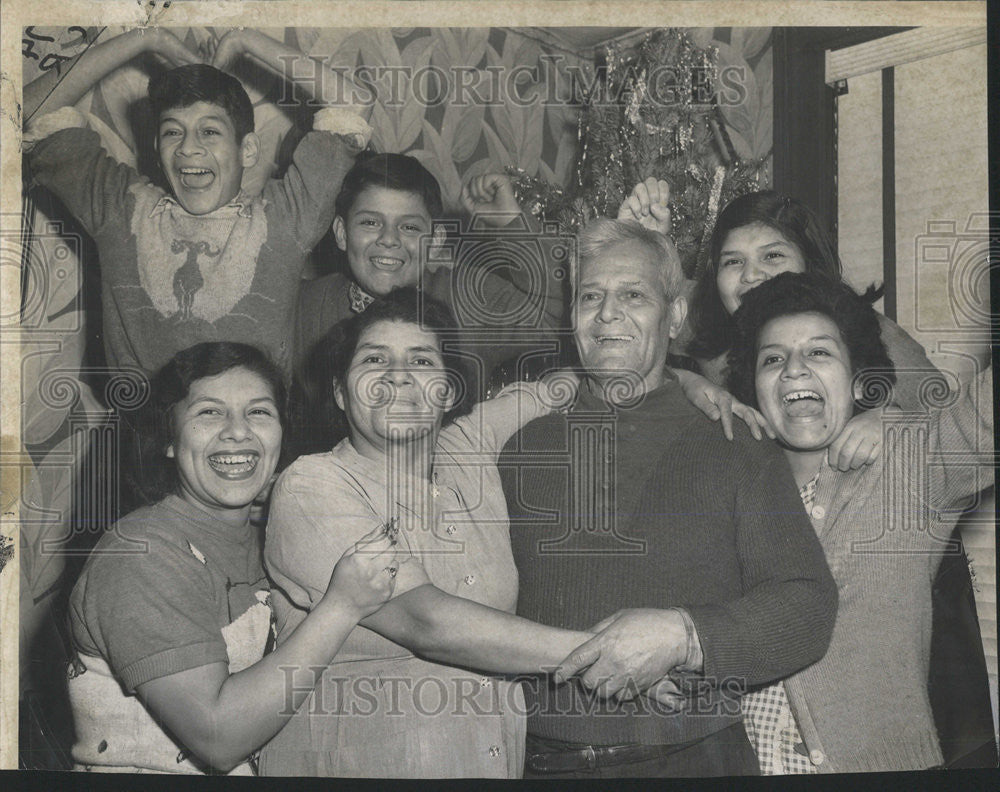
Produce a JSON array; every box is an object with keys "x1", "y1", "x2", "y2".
[{"x1": 259, "y1": 382, "x2": 553, "y2": 778}]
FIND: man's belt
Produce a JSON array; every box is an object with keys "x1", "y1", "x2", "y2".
[{"x1": 525, "y1": 742, "x2": 680, "y2": 773}]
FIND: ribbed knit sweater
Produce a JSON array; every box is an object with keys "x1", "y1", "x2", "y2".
[{"x1": 499, "y1": 376, "x2": 838, "y2": 747}]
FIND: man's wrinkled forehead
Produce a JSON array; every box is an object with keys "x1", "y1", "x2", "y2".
[{"x1": 577, "y1": 244, "x2": 673, "y2": 296}]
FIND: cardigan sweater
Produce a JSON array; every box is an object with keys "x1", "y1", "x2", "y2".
[
  {"x1": 705, "y1": 308, "x2": 994, "y2": 764},
  {"x1": 781, "y1": 367, "x2": 994, "y2": 773},
  {"x1": 499, "y1": 375, "x2": 838, "y2": 747}
]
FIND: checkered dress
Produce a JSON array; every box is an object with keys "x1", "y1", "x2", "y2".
[{"x1": 741, "y1": 474, "x2": 821, "y2": 775}]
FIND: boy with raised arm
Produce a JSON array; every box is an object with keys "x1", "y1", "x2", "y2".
[
  {"x1": 296, "y1": 162, "x2": 571, "y2": 398},
  {"x1": 24, "y1": 27, "x2": 372, "y2": 380}
]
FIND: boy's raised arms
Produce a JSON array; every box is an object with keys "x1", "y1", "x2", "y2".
[
  {"x1": 24, "y1": 28, "x2": 199, "y2": 125},
  {"x1": 24, "y1": 27, "x2": 373, "y2": 128},
  {"x1": 208, "y1": 29, "x2": 372, "y2": 119}
]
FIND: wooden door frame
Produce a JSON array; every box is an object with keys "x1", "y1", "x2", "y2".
[{"x1": 771, "y1": 27, "x2": 912, "y2": 248}]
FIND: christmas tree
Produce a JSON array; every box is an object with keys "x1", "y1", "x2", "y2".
[{"x1": 510, "y1": 28, "x2": 765, "y2": 279}]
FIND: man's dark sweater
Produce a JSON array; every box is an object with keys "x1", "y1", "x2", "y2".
[{"x1": 499, "y1": 376, "x2": 837, "y2": 746}]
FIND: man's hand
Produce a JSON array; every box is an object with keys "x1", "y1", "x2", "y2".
[
  {"x1": 461, "y1": 173, "x2": 521, "y2": 228},
  {"x1": 617, "y1": 177, "x2": 671, "y2": 235},
  {"x1": 554, "y1": 608, "x2": 688, "y2": 700}
]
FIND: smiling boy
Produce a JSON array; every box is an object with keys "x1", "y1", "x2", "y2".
[
  {"x1": 24, "y1": 28, "x2": 372, "y2": 379},
  {"x1": 295, "y1": 160, "x2": 569, "y2": 405},
  {"x1": 155, "y1": 98, "x2": 254, "y2": 219}
]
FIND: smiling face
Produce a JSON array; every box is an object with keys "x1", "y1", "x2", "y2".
[
  {"x1": 335, "y1": 319, "x2": 454, "y2": 460},
  {"x1": 755, "y1": 312, "x2": 858, "y2": 453},
  {"x1": 716, "y1": 222, "x2": 807, "y2": 315},
  {"x1": 157, "y1": 101, "x2": 259, "y2": 216},
  {"x1": 574, "y1": 239, "x2": 686, "y2": 396},
  {"x1": 166, "y1": 366, "x2": 282, "y2": 525},
  {"x1": 333, "y1": 186, "x2": 440, "y2": 297}
]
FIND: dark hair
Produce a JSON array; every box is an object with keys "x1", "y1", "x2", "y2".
[
  {"x1": 335, "y1": 152, "x2": 444, "y2": 221},
  {"x1": 134, "y1": 342, "x2": 286, "y2": 503},
  {"x1": 688, "y1": 191, "x2": 850, "y2": 360},
  {"x1": 148, "y1": 64, "x2": 255, "y2": 140},
  {"x1": 301, "y1": 287, "x2": 473, "y2": 441},
  {"x1": 727, "y1": 271, "x2": 895, "y2": 414}
]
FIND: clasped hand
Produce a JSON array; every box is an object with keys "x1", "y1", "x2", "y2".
[{"x1": 554, "y1": 608, "x2": 690, "y2": 709}]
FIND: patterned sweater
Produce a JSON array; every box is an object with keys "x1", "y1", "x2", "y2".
[{"x1": 27, "y1": 107, "x2": 361, "y2": 380}]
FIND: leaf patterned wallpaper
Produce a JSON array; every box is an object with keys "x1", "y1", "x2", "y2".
[
  {"x1": 22, "y1": 26, "x2": 772, "y2": 204},
  {"x1": 283, "y1": 26, "x2": 773, "y2": 208},
  {"x1": 288, "y1": 27, "x2": 592, "y2": 209},
  {"x1": 698, "y1": 27, "x2": 774, "y2": 182}
]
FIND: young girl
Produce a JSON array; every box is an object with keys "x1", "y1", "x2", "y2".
[
  {"x1": 688, "y1": 190, "x2": 933, "y2": 398},
  {"x1": 67, "y1": 343, "x2": 399, "y2": 774}
]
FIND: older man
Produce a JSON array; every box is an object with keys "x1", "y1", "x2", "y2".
[{"x1": 498, "y1": 219, "x2": 838, "y2": 778}]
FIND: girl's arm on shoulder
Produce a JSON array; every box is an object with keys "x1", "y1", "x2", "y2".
[{"x1": 673, "y1": 368, "x2": 774, "y2": 441}]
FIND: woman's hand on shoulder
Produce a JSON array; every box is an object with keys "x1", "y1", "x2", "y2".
[
  {"x1": 617, "y1": 177, "x2": 672, "y2": 235},
  {"x1": 674, "y1": 368, "x2": 775, "y2": 441},
  {"x1": 827, "y1": 409, "x2": 883, "y2": 471}
]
